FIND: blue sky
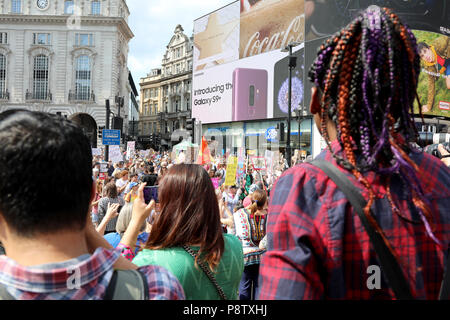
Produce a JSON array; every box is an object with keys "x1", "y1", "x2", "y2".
[{"x1": 127, "y1": 0, "x2": 234, "y2": 92}]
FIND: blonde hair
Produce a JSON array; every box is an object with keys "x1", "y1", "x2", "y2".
[
  {"x1": 249, "y1": 189, "x2": 267, "y2": 215},
  {"x1": 115, "y1": 203, "x2": 146, "y2": 237}
]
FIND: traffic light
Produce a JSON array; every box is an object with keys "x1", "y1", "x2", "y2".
[
  {"x1": 277, "y1": 123, "x2": 285, "y2": 141},
  {"x1": 186, "y1": 118, "x2": 196, "y2": 139},
  {"x1": 98, "y1": 126, "x2": 105, "y2": 139}
]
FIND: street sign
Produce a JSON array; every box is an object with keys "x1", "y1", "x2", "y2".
[{"x1": 102, "y1": 129, "x2": 121, "y2": 146}]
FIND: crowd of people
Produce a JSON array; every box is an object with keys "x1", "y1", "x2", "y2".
[{"x1": 0, "y1": 7, "x2": 450, "y2": 300}]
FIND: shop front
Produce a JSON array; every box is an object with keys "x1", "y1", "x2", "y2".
[{"x1": 201, "y1": 118, "x2": 313, "y2": 158}]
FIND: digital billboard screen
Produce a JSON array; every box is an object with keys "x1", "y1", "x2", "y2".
[{"x1": 192, "y1": 0, "x2": 306, "y2": 124}]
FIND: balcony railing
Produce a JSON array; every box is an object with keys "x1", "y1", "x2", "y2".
[
  {"x1": 26, "y1": 90, "x2": 52, "y2": 101},
  {"x1": 0, "y1": 90, "x2": 9, "y2": 100},
  {"x1": 68, "y1": 90, "x2": 95, "y2": 102}
]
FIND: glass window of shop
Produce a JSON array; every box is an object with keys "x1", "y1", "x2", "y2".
[
  {"x1": 202, "y1": 122, "x2": 244, "y2": 157},
  {"x1": 244, "y1": 119, "x2": 313, "y2": 157}
]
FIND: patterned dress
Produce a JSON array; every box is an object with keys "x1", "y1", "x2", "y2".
[{"x1": 233, "y1": 208, "x2": 267, "y2": 267}]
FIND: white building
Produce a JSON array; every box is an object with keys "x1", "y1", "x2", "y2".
[{"x1": 0, "y1": 0, "x2": 134, "y2": 147}]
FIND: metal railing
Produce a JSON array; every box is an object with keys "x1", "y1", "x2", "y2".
[
  {"x1": 68, "y1": 90, "x2": 95, "y2": 102},
  {"x1": 26, "y1": 90, "x2": 52, "y2": 101},
  {"x1": 0, "y1": 90, "x2": 9, "y2": 100}
]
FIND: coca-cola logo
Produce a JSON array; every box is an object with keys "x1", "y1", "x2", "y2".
[{"x1": 242, "y1": 14, "x2": 304, "y2": 58}]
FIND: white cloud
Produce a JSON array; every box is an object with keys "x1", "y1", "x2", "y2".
[{"x1": 127, "y1": 0, "x2": 233, "y2": 86}]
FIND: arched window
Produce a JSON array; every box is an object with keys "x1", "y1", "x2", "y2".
[
  {"x1": 33, "y1": 55, "x2": 49, "y2": 100},
  {"x1": 75, "y1": 55, "x2": 91, "y2": 100},
  {"x1": 0, "y1": 54, "x2": 6, "y2": 96}
]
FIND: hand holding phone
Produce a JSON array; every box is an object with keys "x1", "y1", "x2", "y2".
[{"x1": 144, "y1": 186, "x2": 159, "y2": 204}]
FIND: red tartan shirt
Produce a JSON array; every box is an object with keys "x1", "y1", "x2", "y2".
[{"x1": 258, "y1": 141, "x2": 450, "y2": 300}]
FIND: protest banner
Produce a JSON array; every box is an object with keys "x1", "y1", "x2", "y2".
[
  {"x1": 126, "y1": 142, "x2": 136, "y2": 160},
  {"x1": 92, "y1": 148, "x2": 102, "y2": 156},
  {"x1": 211, "y1": 177, "x2": 220, "y2": 190},
  {"x1": 237, "y1": 147, "x2": 246, "y2": 179},
  {"x1": 109, "y1": 145, "x2": 123, "y2": 164},
  {"x1": 250, "y1": 156, "x2": 267, "y2": 171},
  {"x1": 224, "y1": 156, "x2": 238, "y2": 187},
  {"x1": 265, "y1": 150, "x2": 275, "y2": 174},
  {"x1": 139, "y1": 150, "x2": 150, "y2": 159}
]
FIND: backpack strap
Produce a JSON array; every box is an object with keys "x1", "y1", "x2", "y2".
[
  {"x1": 104, "y1": 269, "x2": 149, "y2": 300},
  {"x1": 439, "y1": 249, "x2": 450, "y2": 300},
  {"x1": 310, "y1": 160, "x2": 414, "y2": 300},
  {"x1": 0, "y1": 283, "x2": 15, "y2": 300}
]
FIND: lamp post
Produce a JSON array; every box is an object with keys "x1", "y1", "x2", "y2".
[{"x1": 281, "y1": 42, "x2": 301, "y2": 167}]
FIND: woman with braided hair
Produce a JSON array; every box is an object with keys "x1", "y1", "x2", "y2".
[{"x1": 258, "y1": 6, "x2": 450, "y2": 300}]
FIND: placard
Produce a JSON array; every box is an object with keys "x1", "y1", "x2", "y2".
[
  {"x1": 224, "y1": 156, "x2": 238, "y2": 186},
  {"x1": 92, "y1": 148, "x2": 102, "y2": 156},
  {"x1": 251, "y1": 156, "x2": 267, "y2": 171},
  {"x1": 126, "y1": 141, "x2": 136, "y2": 160},
  {"x1": 109, "y1": 145, "x2": 123, "y2": 164}
]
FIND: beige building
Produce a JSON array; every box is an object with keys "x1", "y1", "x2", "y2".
[
  {"x1": 138, "y1": 24, "x2": 193, "y2": 149},
  {"x1": 0, "y1": 0, "x2": 134, "y2": 147},
  {"x1": 139, "y1": 68, "x2": 161, "y2": 141}
]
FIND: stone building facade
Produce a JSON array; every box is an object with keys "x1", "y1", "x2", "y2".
[
  {"x1": 0, "y1": 0, "x2": 134, "y2": 147},
  {"x1": 139, "y1": 24, "x2": 193, "y2": 150}
]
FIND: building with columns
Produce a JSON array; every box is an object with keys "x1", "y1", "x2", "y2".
[
  {"x1": 139, "y1": 24, "x2": 193, "y2": 150},
  {"x1": 0, "y1": 0, "x2": 134, "y2": 147}
]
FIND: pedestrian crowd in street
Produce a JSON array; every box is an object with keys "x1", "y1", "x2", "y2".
[{"x1": 0, "y1": 7, "x2": 450, "y2": 300}]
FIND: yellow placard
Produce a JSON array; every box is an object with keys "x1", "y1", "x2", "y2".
[{"x1": 224, "y1": 156, "x2": 238, "y2": 186}]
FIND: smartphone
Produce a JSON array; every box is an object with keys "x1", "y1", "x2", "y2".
[
  {"x1": 273, "y1": 48, "x2": 304, "y2": 119},
  {"x1": 232, "y1": 68, "x2": 268, "y2": 121},
  {"x1": 143, "y1": 186, "x2": 159, "y2": 204}
]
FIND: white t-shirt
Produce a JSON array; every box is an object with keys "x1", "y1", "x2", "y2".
[{"x1": 116, "y1": 179, "x2": 128, "y2": 196}]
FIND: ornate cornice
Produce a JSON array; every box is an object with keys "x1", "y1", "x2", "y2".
[
  {"x1": 27, "y1": 45, "x2": 54, "y2": 57},
  {"x1": 0, "y1": 14, "x2": 134, "y2": 40}
]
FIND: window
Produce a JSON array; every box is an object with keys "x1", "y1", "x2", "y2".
[
  {"x1": 33, "y1": 33, "x2": 51, "y2": 45},
  {"x1": 75, "y1": 34, "x2": 94, "y2": 47},
  {"x1": 64, "y1": 0, "x2": 74, "y2": 14},
  {"x1": 175, "y1": 99, "x2": 179, "y2": 112},
  {"x1": 91, "y1": 0, "x2": 101, "y2": 15},
  {"x1": 33, "y1": 55, "x2": 49, "y2": 100},
  {"x1": 0, "y1": 33, "x2": 7, "y2": 44},
  {"x1": 186, "y1": 96, "x2": 190, "y2": 110},
  {"x1": 0, "y1": 54, "x2": 6, "y2": 94},
  {"x1": 11, "y1": 0, "x2": 21, "y2": 13},
  {"x1": 75, "y1": 55, "x2": 91, "y2": 100}
]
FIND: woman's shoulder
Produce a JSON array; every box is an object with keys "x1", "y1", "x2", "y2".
[
  {"x1": 133, "y1": 247, "x2": 190, "y2": 265},
  {"x1": 223, "y1": 233, "x2": 242, "y2": 247}
]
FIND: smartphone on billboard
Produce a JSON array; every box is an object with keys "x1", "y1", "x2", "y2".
[
  {"x1": 273, "y1": 48, "x2": 304, "y2": 119},
  {"x1": 232, "y1": 68, "x2": 268, "y2": 121},
  {"x1": 143, "y1": 186, "x2": 159, "y2": 204}
]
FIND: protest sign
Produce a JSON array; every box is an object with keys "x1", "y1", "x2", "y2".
[
  {"x1": 237, "y1": 147, "x2": 246, "y2": 179},
  {"x1": 211, "y1": 177, "x2": 220, "y2": 190},
  {"x1": 224, "y1": 156, "x2": 238, "y2": 187},
  {"x1": 126, "y1": 142, "x2": 136, "y2": 160},
  {"x1": 251, "y1": 156, "x2": 267, "y2": 171},
  {"x1": 109, "y1": 145, "x2": 123, "y2": 164},
  {"x1": 92, "y1": 148, "x2": 102, "y2": 156},
  {"x1": 265, "y1": 150, "x2": 275, "y2": 174},
  {"x1": 140, "y1": 150, "x2": 150, "y2": 159}
]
